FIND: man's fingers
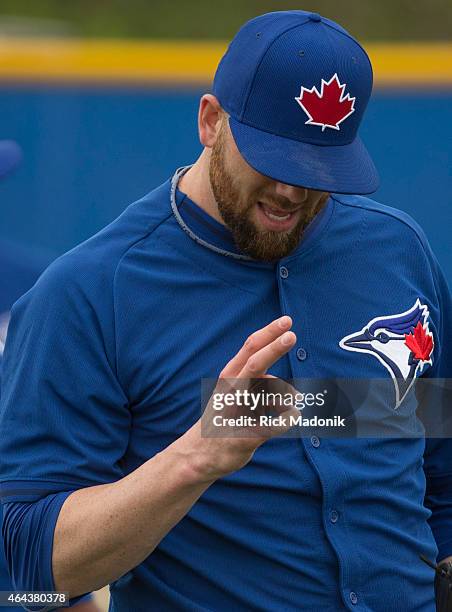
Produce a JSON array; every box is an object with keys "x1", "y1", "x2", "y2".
[
  {"x1": 221, "y1": 316, "x2": 292, "y2": 378},
  {"x1": 239, "y1": 331, "x2": 296, "y2": 378}
]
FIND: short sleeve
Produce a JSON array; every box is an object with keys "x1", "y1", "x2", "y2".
[{"x1": 0, "y1": 254, "x2": 131, "y2": 496}]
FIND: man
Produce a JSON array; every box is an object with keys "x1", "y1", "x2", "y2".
[
  {"x1": 1, "y1": 10, "x2": 451, "y2": 611},
  {"x1": 0, "y1": 142, "x2": 99, "y2": 611}
]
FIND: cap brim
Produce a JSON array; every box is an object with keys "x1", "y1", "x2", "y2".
[
  {"x1": 229, "y1": 117, "x2": 379, "y2": 195},
  {"x1": 0, "y1": 140, "x2": 22, "y2": 179}
]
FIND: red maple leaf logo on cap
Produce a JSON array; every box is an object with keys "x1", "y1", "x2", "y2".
[
  {"x1": 404, "y1": 321, "x2": 434, "y2": 362},
  {"x1": 294, "y1": 73, "x2": 356, "y2": 131}
]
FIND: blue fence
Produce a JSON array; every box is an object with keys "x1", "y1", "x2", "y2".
[{"x1": 1, "y1": 86, "x2": 451, "y2": 281}]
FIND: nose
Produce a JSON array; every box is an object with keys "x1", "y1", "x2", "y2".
[{"x1": 275, "y1": 181, "x2": 309, "y2": 204}]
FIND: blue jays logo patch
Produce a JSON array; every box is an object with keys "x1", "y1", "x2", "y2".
[{"x1": 339, "y1": 299, "x2": 434, "y2": 408}]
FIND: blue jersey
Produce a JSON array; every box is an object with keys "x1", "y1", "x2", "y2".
[
  {"x1": 0, "y1": 240, "x2": 50, "y2": 610},
  {"x1": 1, "y1": 170, "x2": 451, "y2": 611},
  {"x1": 0, "y1": 241, "x2": 93, "y2": 610}
]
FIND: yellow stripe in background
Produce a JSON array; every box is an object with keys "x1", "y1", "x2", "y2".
[
  {"x1": 0, "y1": 38, "x2": 451, "y2": 87},
  {"x1": 366, "y1": 43, "x2": 452, "y2": 87},
  {"x1": 0, "y1": 39, "x2": 224, "y2": 85}
]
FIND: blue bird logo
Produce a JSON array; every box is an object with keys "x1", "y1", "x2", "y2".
[{"x1": 339, "y1": 299, "x2": 434, "y2": 408}]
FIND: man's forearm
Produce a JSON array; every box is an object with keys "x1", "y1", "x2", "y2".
[
  {"x1": 52, "y1": 431, "x2": 216, "y2": 598},
  {"x1": 52, "y1": 318, "x2": 296, "y2": 599}
]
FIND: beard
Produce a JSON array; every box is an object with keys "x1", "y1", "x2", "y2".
[{"x1": 208, "y1": 123, "x2": 323, "y2": 262}]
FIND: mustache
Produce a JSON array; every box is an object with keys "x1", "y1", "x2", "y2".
[
  {"x1": 255, "y1": 199, "x2": 307, "y2": 215},
  {"x1": 255, "y1": 197, "x2": 299, "y2": 211},
  {"x1": 254, "y1": 191, "x2": 329, "y2": 214}
]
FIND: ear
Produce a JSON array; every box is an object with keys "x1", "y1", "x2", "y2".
[{"x1": 198, "y1": 94, "x2": 224, "y2": 148}]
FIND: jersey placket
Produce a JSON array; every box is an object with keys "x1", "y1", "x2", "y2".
[{"x1": 276, "y1": 255, "x2": 370, "y2": 611}]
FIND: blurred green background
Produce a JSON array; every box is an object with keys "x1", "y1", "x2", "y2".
[{"x1": 0, "y1": 0, "x2": 451, "y2": 40}]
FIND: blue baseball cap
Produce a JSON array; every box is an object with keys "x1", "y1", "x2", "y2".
[
  {"x1": 0, "y1": 140, "x2": 22, "y2": 179},
  {"x1": 213, "y1": 11, "x2": 379, "y2": 194}
]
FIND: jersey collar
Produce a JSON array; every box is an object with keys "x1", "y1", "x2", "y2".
[{"x1": 170, "y1": 166, "x2": 334, "y2": 263}]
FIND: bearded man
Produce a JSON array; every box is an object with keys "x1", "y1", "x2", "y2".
[{"x1": 1, "y1": 11, "x2": 451, "y2": 612}]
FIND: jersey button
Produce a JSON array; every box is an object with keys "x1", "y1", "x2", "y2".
[
  {"x1": 330, "y1": 509, "x2": 339, "y2": 523},
  {"x1": 310, "y1": 435, "x2": 320, "y2": 448},
  {"x1": 279, "y1": 266, "x2": 289, "y2": 279},
  {"x1": 349, "y1": 591, "x2": 358, "y2": 605},
  {"x1": 296, "y1": 347, "x2": 307, "y2": 361}
]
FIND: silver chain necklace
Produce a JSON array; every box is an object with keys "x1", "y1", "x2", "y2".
[{"x1": 170, "y1": 166, "x2": 254, "y2": 262}]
